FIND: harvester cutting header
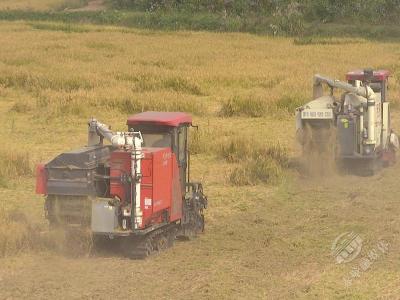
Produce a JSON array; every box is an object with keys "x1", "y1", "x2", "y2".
[
  {"x1": 296, "y1": 69, "x2": 399, "y2": 174},
  {"x1": 36, "y1": 112, "x2": 207, "y2": 258}
]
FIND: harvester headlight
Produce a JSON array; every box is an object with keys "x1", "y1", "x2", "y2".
[{"x1": 363, "y1": 145, "x2": 373, "y2": 155}]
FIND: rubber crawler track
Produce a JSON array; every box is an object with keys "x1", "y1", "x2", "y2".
[{"x1": 125, "y1": 225, "x2": 177, "y2": 259}]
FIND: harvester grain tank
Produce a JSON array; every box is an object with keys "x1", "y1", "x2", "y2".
[
  {"x1": 36, "y1": 112, "x2": 207, "y2": 258},
  {"x1": 296, "y1": 69, "x2": 399, "y2": 174}
]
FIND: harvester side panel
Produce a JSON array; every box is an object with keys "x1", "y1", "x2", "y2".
[
  {"x1": 337, "y1": 116, "x2": 357, "y2": 157},
  {"x1": 382, "y1": 102, "x2": 390, "y2": 147},
  {"x1": 109, "y1": 148, "x2": 180, "y2": 229},
  {"x1": 142, "y1": 148, "x2": 180, "y2": 225},
  {"x1": 141, "y1": 155, "x2": 153, "y2": 224},
  {"x1": 171, "y1": 155, "x2": 183, "y2": 222},
  {"x1": 150, "y1": 148, "x2": 171, "y2": 214}
]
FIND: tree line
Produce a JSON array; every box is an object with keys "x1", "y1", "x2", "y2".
[{"x1": 109, "y1": 0, "x2": 400, "y2": 24}]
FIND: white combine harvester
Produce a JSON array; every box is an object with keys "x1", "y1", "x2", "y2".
[{"x1": 296, "y1": 69, "x2": 399, "y2": 175}]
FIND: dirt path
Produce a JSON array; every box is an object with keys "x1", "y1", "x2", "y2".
[{"x1": 68, "y1": 0, "x2": 106, "y2": 12}]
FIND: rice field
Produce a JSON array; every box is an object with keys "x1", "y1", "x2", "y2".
[
  {"x1": 1, "y1": 18, "x2": 400, "y2": 299},
  {"x1": 0, "y1": 0, "x2": 87, "y2": 11}
]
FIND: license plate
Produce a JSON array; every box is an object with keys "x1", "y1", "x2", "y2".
[{"x1": 301, "y1": 109, "x2": 333, "y2": 119}]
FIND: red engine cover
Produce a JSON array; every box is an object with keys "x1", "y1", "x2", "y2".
[
  {"x1": 110, "y1": 151, "x2": 132, "y2": 203},
  {"x1": 110, "y1": 148, "x2": 182, "y2": 229}
]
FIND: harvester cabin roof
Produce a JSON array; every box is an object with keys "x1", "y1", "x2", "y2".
[
  {"x1": 346, "y1": 70, "x2": 390, "y2": 82},
  {"x1": 127, "y1": 111, "x2": 192, "y2": 127}
]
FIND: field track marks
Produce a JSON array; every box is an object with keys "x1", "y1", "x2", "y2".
[{"x1": 67, "y1": 0, "x2": 106, "y2": 12}]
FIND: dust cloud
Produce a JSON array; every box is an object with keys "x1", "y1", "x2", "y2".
[{"x1": 294, "y1": 123, "x2": 338, "y2": 178}]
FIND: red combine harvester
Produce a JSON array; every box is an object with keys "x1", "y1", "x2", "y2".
[{"x1": 36, "y1": 112, "x2": 207, "y2": 258}]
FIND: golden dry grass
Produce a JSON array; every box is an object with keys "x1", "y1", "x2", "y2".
[
  {"x1": 0, "y1": 149, "x2": 31, "y2": 187},
  {"x1": 0, "y1": 0, "x2": 88, "y2": 11},
  {"x1": 0, "y1": 0, "x2": 63, "y2": 11},
  {"x1": 1, "y1": 20, "x2": 400, "y2": 299}
]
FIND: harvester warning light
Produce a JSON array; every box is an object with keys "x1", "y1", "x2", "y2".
[{"x1": 341, "y1": 119, "x2": 349, "y2": 129}]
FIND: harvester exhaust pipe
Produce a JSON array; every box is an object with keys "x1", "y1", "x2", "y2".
[
  {"x1": 367, "y1": 97, "x2": 376, "y2": 144},
  {"x1": 364, "y1": 69, "x2": 376, "y2": 145}
]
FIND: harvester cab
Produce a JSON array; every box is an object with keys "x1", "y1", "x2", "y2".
[
  {"x1": 126, "y1": 112, "x2": 191, "y2": 193},
  {"x1": 296, "y1": 69, "x2": 399, "y2": 175},
  {"x1": 36, "y1": 111, "x2": 207, "y2": 258}
]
